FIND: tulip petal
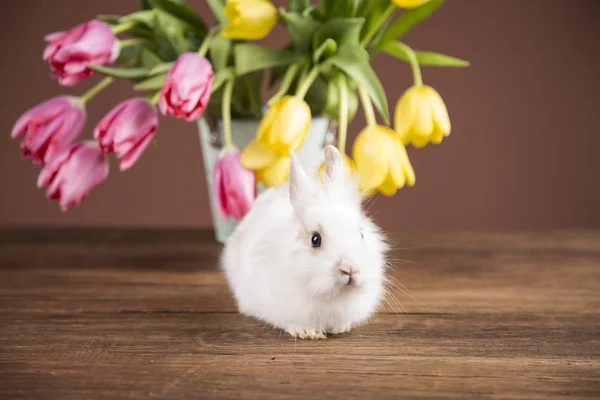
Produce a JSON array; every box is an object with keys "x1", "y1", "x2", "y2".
[
  {"x1": 260, "y1": 156, "x2": 290, "y2": 187},
  {"x1": 213, "y1": 157, "x2": 229, "y2": 220},
  {"x1": 224, "y1": 168, "x2": 252, "y2": 220},
  {"x1": 271, "y1": 97, "x2": 311, "y2": 151},
  {"x1": 240, "y1": 140, "x2": 276, "y2": 170},
  {"x1": 379, "y1": 173, "x2": 399, "y2": 196},
  {"x1": 55, "y1": 143, "x2": 109, "y2": 211},
  {"x1": 395, "y1": 137, "x2": 415, "y2": 187},
  {"x1": 12, "y1": 96, "x2": 71, "y2": 138},
  {"x1": 393, "y1": 0, "x2": 433, "y2": 8},
  {"x1": 352, "y1": 126, "x2": 388, "y2": 192},
  {"x1": 409, "y1": 136, "x2": 429, "y2": 148},
  {"x1": 256, "y1": 101, "x2": 279, "y2": 142},
  {"x1": 118, "y1": 130, "x2": 155, "y2": 171},
  {"x1": 413, "y1": 88, "x2": 434, "y2": 137},
  {"x1": 383, "y1": 132, "x2": 406, "y2": 189},
  {"x1": 428, "y1": 86, "x2": 451, "y2": 136},
  {"x1": 394, "y1": 87, "x2": 418, "y2": 140},
  {"x1": 430, "y1": 128, "x2": 445, "y2": 145}
]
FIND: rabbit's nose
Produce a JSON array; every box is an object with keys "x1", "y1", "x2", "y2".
[{"x1": 340, "y1": 267, "x2": 360, "y2": 284}]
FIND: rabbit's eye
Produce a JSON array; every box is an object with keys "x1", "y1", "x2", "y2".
[{"x1": 311, "y1": 232, "x2": 322, "y2": 248}]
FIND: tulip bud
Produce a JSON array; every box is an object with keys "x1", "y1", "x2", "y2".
[
  {"x1": 241, "y1": 96, "x2": 311, "y2": 187},
  {"x1": 214, "y1": 147, "x2": 256, "y2": 221},
  {"x1": 323, "y1": 75, "x2": 358, "y2": 123},
  {"x1": 222, "y1": 0, "x2": 278, "y2": 40},
  {"x1": 94, "y1": 98, "x2": 158, "y2": 171},
  {"x1": 353, "y1": 125, "x2": 415, "y2": 196},
  {"x1": 159, "y1": 53, "x2": 214, "y2": 122},
  {"x1": 392, "y1": 0, "x2": 433, "y2": 8},
  {"x1": 394, "y1": 85, "x2": 451, "y2": 148},
  {"x1": 43, "y1": 20, "x2": 119, "y2": 86}
]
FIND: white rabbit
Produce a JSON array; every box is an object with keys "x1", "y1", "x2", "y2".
[{"x1": 221, "y1": 146, "x2": 388, "y2": 340}]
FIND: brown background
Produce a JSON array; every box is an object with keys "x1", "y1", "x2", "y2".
[{"x1": 1, "y1": 0, "x2": 599, "y2": 230}]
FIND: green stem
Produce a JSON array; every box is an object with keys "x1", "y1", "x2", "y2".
[
  {"x1": 294, "y1": 65, "x2": 320, "y2": 99},
  {"x1": 396, "y1": 42, "x2": 423, "y2": 86},
  {"x1": 222, "y1": 79, "x2": 235, "y2": 147},
  {"x1": 337, "y1": 77, "x2": 349, "y2": 155},
  {"x1": 360, "y1": 3, "x2": 396, "y2": 47},
  {"x1": 148, "y1": 90, "x2": 161, "y2": 105},
  {"x1": 112, "y1": 21, "x2": 136, "y2": 35},
  {"x1": 358, "y1": 85, "x2": 376, "y2": 127},
  {"x1": 198, "y1": 26, "x2": 221, "y2": 57},
  {"x1": 267, "y1": 63, "x2": 299, "y2": 106},
  {"x1": 119, "y1": 38, "x2": 146, "y2": 48},
  {"x1": 80, "y1": 77, "x2": 114, "y2": 104}
]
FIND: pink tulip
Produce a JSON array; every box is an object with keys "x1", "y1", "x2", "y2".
[
  {"x1": 43, "y1": 20, "x2": 119, "y2": 86},
  {"x1": 11, "y1": 96, "x2": 86, "y2": 165},
  {"x1": 94, "y1": 98, "x2": 158, "y2": 171},
  {"x1": 158, "y1": 53, "x2": 214, "y2": 122},
  {"x1": 37, "y1": 142, "x2": 109, "y2": 211},
  {"x1": 214, "y1": 147, "x2": 256, "y2": 221}
]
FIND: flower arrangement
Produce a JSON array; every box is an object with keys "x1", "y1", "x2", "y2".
[{"x1": 12, "y1": 0, "x2": 467, "y2": 217}]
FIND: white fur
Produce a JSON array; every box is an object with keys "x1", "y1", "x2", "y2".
[{"x1": 221, "y1": 146, "x2": 388, "y2": 339}]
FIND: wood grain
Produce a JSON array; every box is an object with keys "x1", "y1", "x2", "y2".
[{"x1": 1, "y1": 229, "x2": 599, "y2": 399}]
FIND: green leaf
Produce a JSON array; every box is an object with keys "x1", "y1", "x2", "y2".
[
  {"x1": 210, "y1": 35, "x2": 232, "y2": 71},
  {"x1": 302, "y1": 6, "x2": 318, "y2": 18},
  {"x1": 268, "y1": 63, "x2": 300, "y2": 105},
  {"x1": 377, "y1": 0, "x2": 445, "y2": 47},
  {"x1": 140, "y1": 0, "x2": 153, "y2": 10},
  {"x1": 289, "y1": 0, "x2": 309, "y2": 13},
  {"x1": 134, "y1": 73, "x2": 166, "y2": 90},
  {"x1": 381, "y1": 42, "x2": 469, "y2": 67},
  {"x1": 211, "y1": 67, "x2": 235, "y2": 94},
  {"x1": 148, "y1": 62, "x2": 174, "y2": 75},
  {"x1": 313, "y1": 38, "x2": 337, "y2": 63},
  {"x1": 268, "y1": 42, "x2": 295, "y2": 87},
  {"x1": 234, "y1": 43, "x2": 303, "y2": 76},
  {"x1": 139, "y1": 48, "x2": 164, "y2": 68},
  {"x1": 117, "y1": 44, "x2": 142, "y2": 65},
  {"x1": 278, "y1": 9, "x2": 320, "y2": 52},
  {"x1": 323, "y1": 0, "x2": 360, "y2": 18},
  {"x1": 151, "y1": 0, "x2": 208, "y2": 37},
  {"x1": 325, "y1": 45, "x2": 389, "y2": 123},
  {"x1": 97, "y1": 14, "x2": 122, "y2": 25},
  {"x1": 303, "y1": 74, "x2": 329, "y2": 115},
  {"x1": 357, "y1": 0, "x2": 391, "y2": 41},
  {"x1": 121, "y1": 10, "x2": 155, "y2": 27},
  {"x1": 207, "y1": 0, "x2": 226, "y2": 23},
  {"x1": 153, "y1": 9, "x2": 203, "y2": 60},
  {"x1": 313, "y1": 18, "x2": 364, "y2": 51},
  {"x1": 88, "y1": 65, "x2": 151, "y2": 79}
]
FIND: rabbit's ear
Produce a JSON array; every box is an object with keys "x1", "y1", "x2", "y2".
[
  {"x1": 324, "y1": 145, "x2": 343, "y2": 181},
  {"x1": 289, "y1": 150, "x2": 310, "y2": 202}
]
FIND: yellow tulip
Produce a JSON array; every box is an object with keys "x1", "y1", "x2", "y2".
[
  {"x1": 222, "y1": 0, "x2": 277, "y2": 40},
  {"x1": 394, "y1": 85, "x2": 451, "y2": 148},
  {"x1": 392, "y1": 0, "x2": 433, "y2": 8},
  {"x1": 318, "y1": 153, "x2": 356, "y2": 180},
  {"x1": 241, "y1": 96, "x2": 311, "y2": 187},
  {"x1": 352, "y1": 125, "x2": 415, "y2": 196}
]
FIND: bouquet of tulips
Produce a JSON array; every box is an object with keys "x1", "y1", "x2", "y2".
[{"x1": 11, "y1": 0, "x2": 467, "y2": 217}]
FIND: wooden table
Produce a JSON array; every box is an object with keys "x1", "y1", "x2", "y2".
[{"x1": 1, "y1": 229, "x2": 599, "y2": 399}]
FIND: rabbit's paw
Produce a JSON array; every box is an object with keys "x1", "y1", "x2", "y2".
[
  {"x1": 287, "y1": 327, "x2": 327, "y2": 340},
  {"x1": 327, "y1": 325, "x2": 352, "y2": 335}
]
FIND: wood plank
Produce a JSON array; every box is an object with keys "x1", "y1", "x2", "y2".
[{"x1": 0, "y1": 229, "x2": 599, "y2": 399}]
